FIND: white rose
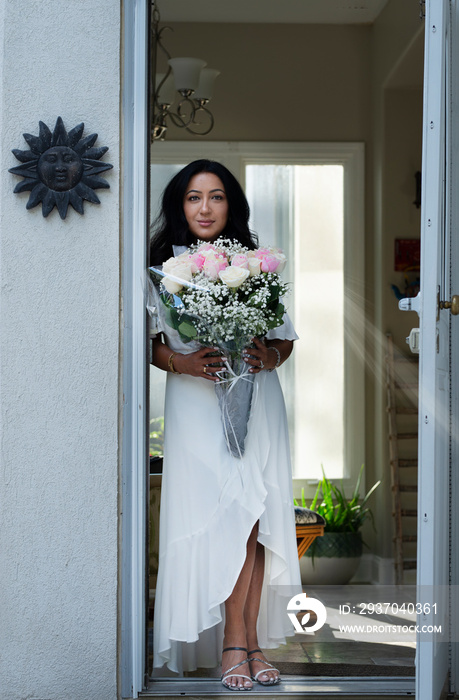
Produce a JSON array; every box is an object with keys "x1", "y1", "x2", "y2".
[
  {"x1": 162, "y1": 259, "x2": 193, "y2": 294},
  {"x1": 162, "y1": 256, "x2": 182, "y2": 273},
  {"x1": 219, "y1": 266, "x2": 250, "y2": 288},
  {"x1": 248, "y1": 258, "x2": 262, "y2": 277},
  {"x1": 201, "y1": 247, "x2": 220, "y2": 258}
]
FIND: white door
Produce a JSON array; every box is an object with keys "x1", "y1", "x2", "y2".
[{"x1": 412, "y1": 0, "x2": 456, "y2": 697}]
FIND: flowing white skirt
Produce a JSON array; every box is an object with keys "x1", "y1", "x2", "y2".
[{"x1": 153, "y1": 326, "x2": 301, "y2": 673}]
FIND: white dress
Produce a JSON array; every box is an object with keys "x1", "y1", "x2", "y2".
[{"x1": 153, "y1": 258, "x2": 301, "y2": 674}]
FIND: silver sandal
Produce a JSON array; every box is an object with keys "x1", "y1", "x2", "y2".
[
  {"x1": 248, "y1": 648, "x2": 281, "y2": 686},
  {"x1": 221, "y1": 647, "x2": 253, "y2": 691}
]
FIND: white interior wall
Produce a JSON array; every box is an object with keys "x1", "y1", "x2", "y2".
[
  {"x1": 161, "y1": 22, "x2": 372, "y2": 143},
  {"x1": 153, "y1": 16, "x2": 424, "y2": 561},
  {"x1": 370, "y1": 3, "x2": 424, "y2": 561},
  {"x1": 0, "y1": 2, "x2": 121, "y2": 699}
]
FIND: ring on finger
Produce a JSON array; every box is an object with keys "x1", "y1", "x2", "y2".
[
  {"x1": 259, "y1": 359, "x2": 264, "y2": 369},
  {"x1": 203, "y1": 366, "x2": 207, "y2": 374}
]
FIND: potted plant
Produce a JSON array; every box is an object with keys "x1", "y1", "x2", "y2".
[{"x1": 296, "y1": 465, "x2": 380, "y2": 585}]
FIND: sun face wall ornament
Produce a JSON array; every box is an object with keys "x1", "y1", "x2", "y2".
[{"x1": 9, "y1": 117, "x2": 113, "y2": 219}]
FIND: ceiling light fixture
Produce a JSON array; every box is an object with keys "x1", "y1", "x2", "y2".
[{"x1": 151, "y1": 3, "x2": 220, "y2": 141}]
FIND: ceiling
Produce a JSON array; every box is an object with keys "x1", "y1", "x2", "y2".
[{"x1": 159, "y1": 0, "x2": 389, "y2": 25}]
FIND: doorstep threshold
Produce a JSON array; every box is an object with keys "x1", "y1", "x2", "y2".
[{"x1": 141, "y1": 676, "x2": 415, "y2": 697}]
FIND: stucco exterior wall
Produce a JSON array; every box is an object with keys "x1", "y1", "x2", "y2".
[{"x1": 0, "y1": 2, "x2": 121, "y2": 699}]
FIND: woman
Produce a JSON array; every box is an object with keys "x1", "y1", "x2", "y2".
[{"x1": 151, "y1": 160, "x2": 301, "y2": 690}]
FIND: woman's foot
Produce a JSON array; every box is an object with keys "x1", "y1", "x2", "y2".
[
  {"x1": 221, "y1": 646, "x2": 253, "y2": 691},
  {"x1": 247, "y1": 648, "x2": 280, "y2": 685}
]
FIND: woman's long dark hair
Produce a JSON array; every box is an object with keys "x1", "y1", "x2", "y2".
[{"x1": 150, "y1": 159, "x2": 258, "y2": 264}]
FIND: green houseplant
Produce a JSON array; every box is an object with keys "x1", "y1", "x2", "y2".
[
  {"x1": 296, "y1": 465, "x2": 380, "y2": 585},
  {"x1": 150, "y1": 416, "x2": 164, "y2": 458}
]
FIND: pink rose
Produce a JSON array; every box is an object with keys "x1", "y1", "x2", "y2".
[
  {"x1": 188, "y1": 252, "x2": 206, "y2": 272},
  {"x1": 231, "y1": 253, "x2": 249, "y2": 269},
  {"x1": 197, "y1": 242, "x2": 218, "y2": 253},
  {"x1": 254, "y1": 248, "x2": 280, "y2": 272},
  {"x1": 202, "y1": 252, "x2": 228, "y2": 279}
]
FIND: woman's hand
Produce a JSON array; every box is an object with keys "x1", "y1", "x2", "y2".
[
  {"x1": 243, "y1": 337, "x2": 293, "y2": 373},
  {"x1": 173, "y1": 346, "x2": 227, "y2": 382},
  {"x1": 243, "y1": 337, "x2": 275, "y2": 373}
]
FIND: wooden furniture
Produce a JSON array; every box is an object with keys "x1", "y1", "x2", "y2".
[{"x1": 296, "y1": 523, "x2": 325, "y2": 559}]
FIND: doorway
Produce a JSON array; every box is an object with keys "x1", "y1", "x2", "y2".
[
  {"x1": 119, "y1": 2, "x2": 450, "y2": 696},
  {"x1": 146, "y1": 143, "x2": 418, "y2": 691}
]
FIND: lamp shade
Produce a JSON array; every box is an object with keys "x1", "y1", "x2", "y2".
[
  {"x1": 168, "y1": 57, "x2": 206, "y2": 92},
  {"x1": 155, "y1": 72, "x2": 176, "y2": 105},
  {"x1": 193, "y1": 68, "x2": 220, "y2": 101}
]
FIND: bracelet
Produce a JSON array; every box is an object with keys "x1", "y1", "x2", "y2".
[
  {"x1": 167, "y1": 352, "x2": 181, "y2": 374},
  {"x1": 267, "y1": 346, "x2": 281, "y2": 372}
]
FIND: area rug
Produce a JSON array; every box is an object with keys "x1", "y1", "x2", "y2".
[{"x1": 276, "y1": 662, "x2": 415, "y2": 677}]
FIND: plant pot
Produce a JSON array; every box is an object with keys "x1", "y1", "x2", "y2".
[{"x1": 300, "y1": 531, "x2": 363, "y2": 585}]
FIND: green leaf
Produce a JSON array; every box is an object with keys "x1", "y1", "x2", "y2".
[
  {"x1": 178, "y1": 321, "x2": 198, "y2": 339},
  {"x1": 267, "y1": 284, "x2": 280, "y2": 302},
  {"x1": 304, "y1": 464, "x2": 380, "y2": 534},
  {"x1": 310, "y1": 482, "x2": 321, "y2": 510},
  {"x1": 164, "y1": 306, "x2": 181, "y2": 331},
  {"x1": 361, "y1": 479, "x2": 382, "y2": 507}
]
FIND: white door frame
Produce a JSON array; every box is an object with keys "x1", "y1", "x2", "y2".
[
  {"x1": 451, "y1": 4, "x2": 459, "y2": 692},
  {"x1": 121, "y1": 2, "x2": 459, "y2": 695},
  {"x1": 415, "y1": 0, "x2": 451, "y2": 697},
  {"x1": 120, "y1": 0, "x2": 149, "y2": 697}
]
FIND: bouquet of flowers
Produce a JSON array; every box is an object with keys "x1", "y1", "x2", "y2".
[{"x1": 148, "y1": 238, "x2": 289, "y2": 457}]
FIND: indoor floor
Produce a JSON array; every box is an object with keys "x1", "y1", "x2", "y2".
[{"x1": 149, "y1": 584, "x2": 416, "y2": 686}]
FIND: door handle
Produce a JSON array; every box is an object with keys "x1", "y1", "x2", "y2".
[{"x1": 438, "y1": 294, "x2": 459, "y2": 315}]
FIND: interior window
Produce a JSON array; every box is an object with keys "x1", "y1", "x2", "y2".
[
  {"x1": 246, "y1": 164, "x2": 344, "y2": 480},
  {"x1": 148, "y1": 143, "x2": 364, "y2": 493}
]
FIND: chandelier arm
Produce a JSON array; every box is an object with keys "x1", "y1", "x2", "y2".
[
  {"x1": 168, "y1": 95, "x2": 196, "y2": 128},
  {"x1": 150, "y1": 2, "x2": 217, "y2": 139},
  {"x1": 151, "y1": 4, "x2": 174, "y2": 115},
  {"x1": 156, "y1": 25, "x2": 173, "y2": 62},
  {"x1": 185, "y1": 103, "x2": 215, "y2": 136},
  {"x1": 152, "y1": 104, "x2": 169, "y2": 141},
  {"x1": 154, "y1": 67, "x2": 173, "y2": 112},
  {"x1": 151, "y1": 3, "x2": 173, "y2": 63}
]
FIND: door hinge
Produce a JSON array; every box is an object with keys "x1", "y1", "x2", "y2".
[{"x1": 406, "y1": 328, "x2": 420, "y2": 354}]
